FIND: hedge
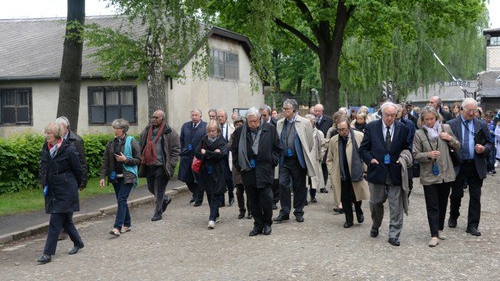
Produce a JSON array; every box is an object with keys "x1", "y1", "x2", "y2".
[{"x1": 0, "y1": 133, "x2": 140, "y2": 194}]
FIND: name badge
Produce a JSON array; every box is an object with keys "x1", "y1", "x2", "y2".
[
  {"x1": 43, "y1": 185, "x2": 49, "y2": 196},
  {"x1": 250, "y1": 158, "x2": 256, "y2": 168},
  {"x1": 432, "y1": 163, "x2": 440, "y2": 175},
  {"x1": 207, "y1": 165, "x2": 213, "y2": 174},
  {"x1": 384, "y1": 154, "x2": 390, "y2": 164},
  {"x1": 286, "y1": 148, "x2": 293, "y2": 157},
  {"x1": 188, "y1": 144, "x2": 193, "y2": 151}
]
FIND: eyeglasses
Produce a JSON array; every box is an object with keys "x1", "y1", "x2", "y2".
[
  {"x1": 462, "y1": 108, "x2": 478, "y2": 113},
  {"x1": 282, "y1": 107, "x2": 293, "y2": 111},
  {"x1": 337, "y1": 127, "x2": 349, "y2": 132}
]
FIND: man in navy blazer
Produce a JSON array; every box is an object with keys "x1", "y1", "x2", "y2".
[
  {"x1": 359, "y1": 102, "x2": 410, "y2": 246},
  {"x1": 447, "y1": 98, "x2": 492, "y2": 236},
  {"x1": 314, "y1": 104, "x2": 334, "y2": 193}
]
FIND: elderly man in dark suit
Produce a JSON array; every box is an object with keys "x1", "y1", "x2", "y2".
[
  {"x1": 232, "y1": 107, "x2": 281, "y2": 236},
  {"x1": 314, "y1": 103, "x2": 334, "y2": 193},
  {"x1": 359, "y1": 102, "x2": 410, "y2": 246},
  {"x1": 178, "y1": 109, "x2": 207, "y2": 206},
  {"x1": 447, "y1": 98, "x2": 492, "y2": 236},
  {"x1": 259, "y1": 104, "x2": 280, "y2": 209}
]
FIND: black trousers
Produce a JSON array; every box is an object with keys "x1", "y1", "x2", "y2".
[
  {"x1": 43, "y1": 213, "x2": 83, "y2": 256},
  {"x1": 222, "y1": 158, "x2": 234, "y2": 202},
  {"x1": 235, "y1": 184, "x2": 250, "y2": 213},
  {"x1": 340, "y1": 180, "x2": 362, "y2": 224},
  {"x1": 246, "y1": 183, "x2": 274, "y2": 230},
  {"x1": 187, "y1": 173, "x2": 204, "y2": 204},
  {"x1": 424, "y1": 182, "x2": 451, "y2": 237},
  {"x1": 146, "y1": 165, "x2": 170, "y2": 216},
  {"x1": 321, "y1": 162, "x2": 329, "y2": 186},
  {"x1": 272, "y1": 179, "x2": 280, "y2": 204},
  {"x1": 450, "y1": 162, "x2": 483, "y2": 229},
  {"x1": 279, "y1": 157, "x2": 307, "y2": 217}
]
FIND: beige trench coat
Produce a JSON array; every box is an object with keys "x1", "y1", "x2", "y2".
[
  {"x1": 326, "y1": 130, "x2": 370, "y2": 202},
  {"x1": 310, "y1": 128, "x2": 326, "y2": 189}
]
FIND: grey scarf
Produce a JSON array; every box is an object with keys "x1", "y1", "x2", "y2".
[
  {"x1": 238, "y1": 124, "x2": 262, "y2": 171},
  {"x1": 350, "y1": 129, "x2": 364, "y2": 182}
]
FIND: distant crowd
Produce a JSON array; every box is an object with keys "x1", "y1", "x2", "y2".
[{"x1": 35, "y1": 95, "x2": 500, "y2": 264}]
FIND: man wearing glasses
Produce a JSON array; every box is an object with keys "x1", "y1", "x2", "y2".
[
  {"x1": 274, "y1": 99, "x2": 315, "y2": 223},
  {"x1": 447, "y1": 98, "x2": 492, "y2": 236},
  {"x1": 139, "y1": 110, "x2": 180, "y2": 221}
]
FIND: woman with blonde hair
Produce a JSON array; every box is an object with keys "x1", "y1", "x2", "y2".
[
  {"x1": 195, "y1": 119, "x2": 229, "y2": 229},
  {"x1": 413, "y1": 106, "x2": 460, "y2": 247},
  {"x1": 37, "y1": 123, "x2": 84, "y2": 264}
]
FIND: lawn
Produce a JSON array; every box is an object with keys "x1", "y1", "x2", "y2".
[{"x1": 0, "y1": 177, "x2": 147, "y2": 216}]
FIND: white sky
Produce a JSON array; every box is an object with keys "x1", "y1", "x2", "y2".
[{"x1": 0, "y1": 0, "x2": 498, "y2": 28}]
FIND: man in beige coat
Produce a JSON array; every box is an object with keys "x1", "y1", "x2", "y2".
[
  {"x1": 274, "y1": 99, "x2": 315, "y2": 223},
  {"x1": 327, "y1": 117, "x2": 370, "y2": 228}
]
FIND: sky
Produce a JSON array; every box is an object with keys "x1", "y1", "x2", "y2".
[{"x1": 0, "y1": 0, "x2": 499, "y2": 28}]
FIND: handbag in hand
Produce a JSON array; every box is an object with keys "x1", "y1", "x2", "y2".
[{"x1": 191, "y1": 141, "x2": 205, "y2": 173}]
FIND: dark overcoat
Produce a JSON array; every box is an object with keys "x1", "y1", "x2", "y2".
[
  {"x1": 231, "y1": 122, "x2": 281, "y2": 188},
  {"x1": 39, "y1": 140, "x2": 83, "y2": 214},
  {"x1": 178, "y1": 120, "x2": 207, "y2": 183},
  {"x1": 195, "y1": 135, "x2": 228, "y2": 195}
]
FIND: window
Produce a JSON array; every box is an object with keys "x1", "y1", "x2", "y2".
[
  {"x1": 88, "y1": 86, "x2": 137, "y2": 124},
  {"x1": 209, "y1": 49, "x2": 239, "y2": 80},
  {"x1": 0, "y1": 88, "x2": 32, "y2": 125}
]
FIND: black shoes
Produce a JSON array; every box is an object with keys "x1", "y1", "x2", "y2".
[
  {"x1": 272, "y1": 203, "x2": 278, "y2": 210},
  {"x1": 295, "y1": 215, "x2": 304, "y2": 223},
  {"x1": 370, "y1": 227, "x2": 379, "y2": 238},
  {"x1": 162, "y1": 197, "x2": 172, "y2": 213},
  {"x1": 189, "y1": 196, "x2": 195, "y2": 204},
  {"x1": 262, "y1": 225, "x2": 272, "y2": 235},
  {"x1": 448, "y1": 218, "x2": 457, "y2": 228},
  {"x1": 238, "y1": 211, "x2": 245, "y2": 219},
  {"x1": 249, "y1": 227, "x2": 262, "y2": 236},
  {"x1": 193, "y1": 202, "x2": 202, "y2": 207},
  {"x1": 68, "y1": 244, "x2": 84, "y2": 255},
  {"x1": 388, "y1": 238, "x2": 400, "y2": 246},
  {"x1": 247, "y1": 213, "x2": 253, "y2": 219},
  {"x1": 343, "y1": 222, "x2": 353, "y2": 228},
  {"x1": 333, "y1": 207, "x2": 344, "y2": 214},
  {"x1": 466, "y1": 227, "x2": 482, "y2": 236},
  {"x1": 356, "y1": 213, "x2": 364, "y2": 224},
  {"x1": 320, "y1": 188, "x2": 328, "y2": 193},
  {"x1": 273, "y1": 214, "x2": 289, "y2": 223},
  {"x1": 36, "y1": 254, "x2": 51, "y2": 264},
  {"x1": 151, "y1": 214, "x2": 162, "y2": 221},
  {"x1": 228, "y1": 198, "x2": 235, "y2": 206},
  {"x1": 310, "y1": 197, "x2": 318, "y2": 203}
]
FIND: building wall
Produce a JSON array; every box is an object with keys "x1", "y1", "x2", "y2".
[
  {"x1": 0, "y1": 37, "x2": 263, "y2": 138},
  {"x1": 486, "y1": 46, "x2": 500, "y2": 71}
]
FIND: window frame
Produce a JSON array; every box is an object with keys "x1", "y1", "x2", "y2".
[
  {"x1": 87, "y1": 86, "x2": 137, "y2": 125},
  {"x1": 0, "y1": 88, "x2": 33, "y2": 126},
  {"x1": 209, "y1": 49, "x2": 239, "y2": 81}
]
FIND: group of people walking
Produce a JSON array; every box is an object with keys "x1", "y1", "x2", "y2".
[{"x1": 36, "y1": 95, "x2": 497, "y2": 264}]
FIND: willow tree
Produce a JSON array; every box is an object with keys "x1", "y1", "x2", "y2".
[
  {"x1": 212, "y1": 0, "x2": 486, "y2": 115},
  {"x1": 84, "y1": 0, "x2": 210, "y2": 118}
]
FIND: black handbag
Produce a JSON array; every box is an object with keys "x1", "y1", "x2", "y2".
[{"x1": 442, "y1": 124, "x2": 462, "y2": 167}]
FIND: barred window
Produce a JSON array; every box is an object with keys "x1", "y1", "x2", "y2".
[
  {"x1": 88, "y1": 86, "x2": 136, "y2": 124},
  {"x1": 209, "y1": 49, "x2": 239, "y2": 80},
  {"x1": 0, "y1": 88, "x2": 32, "y2": 125}
]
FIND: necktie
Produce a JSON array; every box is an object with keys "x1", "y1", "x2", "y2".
[
  {"x1": 385, "y1": 126, "x2": 392, "y2": 151},
  {"x1": 463, "y1": 120, "x2": 470, "y2": 159}
]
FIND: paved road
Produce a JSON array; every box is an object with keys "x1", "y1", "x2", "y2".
[{"x1": 1, "y1": 176, "x2": 499, "y2": 280}]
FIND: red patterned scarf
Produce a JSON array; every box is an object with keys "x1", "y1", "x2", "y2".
[{"x1": 141, "y1": 122, "x2": 165, "y2": 165}]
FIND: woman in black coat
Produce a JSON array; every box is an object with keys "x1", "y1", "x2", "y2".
[
  {"x1": 37, "y1": 123, "x2": 84, "y2": 264},
  {"x1": 194, "y1": 120, "x2": 228, "y2": 229}
]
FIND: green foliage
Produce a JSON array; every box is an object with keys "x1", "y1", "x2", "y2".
[
  {"x1": 0, "y1": 133, "x2": 142, "y2": 195},
  {"x1": 0, "y1": 134, "x2": 44, "y2": 194}
]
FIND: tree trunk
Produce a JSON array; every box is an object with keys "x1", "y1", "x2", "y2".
[
  {"x1": 57, "y1": 0, "x2": 85, "y2": 132},
  {"x1": 146, "y1": 28, "x2": 167, "y2": 120}
]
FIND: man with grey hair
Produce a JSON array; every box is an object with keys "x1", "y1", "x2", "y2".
[
  {"x1": 274, "y1": 99, "x2": 315, "y2": 223},
  {"x1": 259, "y1": 104, "x2": 279, "y2": 208},
  {"x1": 139, "y1": 110, "x2": 180, "y2": 221},
  {"x1": 446, "y1": 98, "x2": 492, "y2": 236},
  {"x1": 314, "y1": 103, "x2": 334, "y2": 193},
  {"x1": 231, "y1": 107, "x2": 281, "y2": 236},
  {"x1": 217, "y1": 109, "x2": 235, "y2": 206},
  {"x1": 428, "y1": 96, "x2": 453, "y2": 123},
  {"x1": 359, "y1": 102, "x2": 410, "y2": 246},
  {"x1": 178, "y1": 109, "x2": 207, "y2": 206}
]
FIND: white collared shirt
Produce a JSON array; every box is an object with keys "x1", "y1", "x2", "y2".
[{"x1": 382, "y1": 121, "x2": 394, "y2": 142}]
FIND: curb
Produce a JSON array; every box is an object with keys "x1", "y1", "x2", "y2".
[{"x1": 0, "y1": 186, "x2": 188, "y2": 246}]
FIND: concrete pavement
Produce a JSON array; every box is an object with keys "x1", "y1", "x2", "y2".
[{"x1": 0, "y1": 176, "x2": 499, "y2": 280}]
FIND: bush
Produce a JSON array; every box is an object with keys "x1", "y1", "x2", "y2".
[{"x1": 0, "y1": 133, "x2": 141, "y2": 194}]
